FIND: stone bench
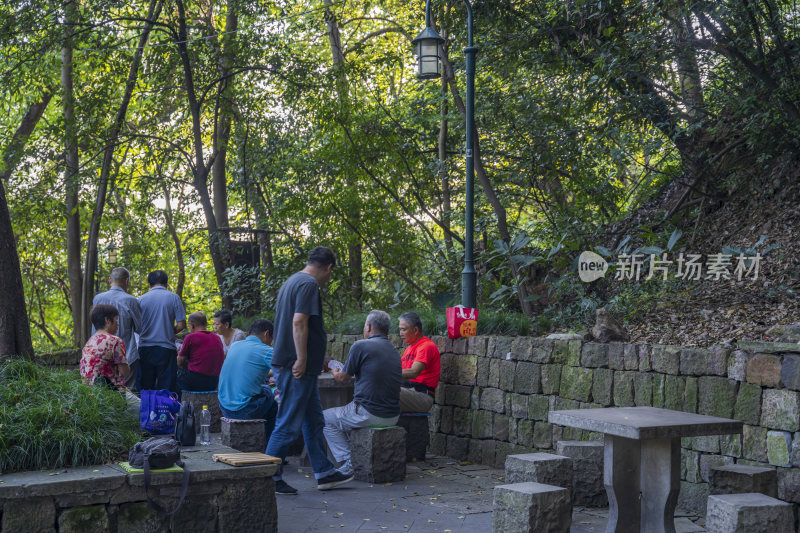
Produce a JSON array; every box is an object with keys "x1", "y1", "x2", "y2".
[
  {"x1": 493, "y1": 482, "x2": 572, "y2": 533},
  {"x1": 397, "y1": 412, "x2": 430, "y2": 462},
  {"x1": 555, "y1": 441, "x2": 606, "y2": 507},
  {"x1": 181, "y1": 390, "x2": 222, "y2": 433},
  {"x1": 221, "y1": 417, "x2": 267, "y2": 453},
  {"x1": 351, "y1": 426, "x2": 406, "y2": 483},
  {"x1": 706, "y1": 493, "x2": 793, "y2": 533},
  {"x1": 505, "y1": 453, "x2": 573, "y2": 501},
  {"x1": 709, "y1": 464, "x2": 778, "y2": 497}
]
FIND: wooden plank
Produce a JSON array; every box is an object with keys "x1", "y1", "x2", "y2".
[{"x1": 211, "y1": 452, "x2": 282, "y2": 466}]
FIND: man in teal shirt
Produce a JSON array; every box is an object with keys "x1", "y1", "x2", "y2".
[{"x1": 218, "y1": 319, "x2": 277, "y2": 443}]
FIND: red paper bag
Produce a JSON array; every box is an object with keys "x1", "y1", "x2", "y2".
[{"x1": 446, "y1": 306, "x2": 479, "y2": 339}]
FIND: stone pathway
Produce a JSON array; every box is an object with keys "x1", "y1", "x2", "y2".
[{"x1": 276, "y1": 456, "x2": 707, "y2": 532}]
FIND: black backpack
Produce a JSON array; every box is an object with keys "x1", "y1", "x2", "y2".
[
  {"x1": 128, "y1": 437, "x2": 190, "y2": 515},
  {"x1": 174, "y1": 402, "x2": 196, "y2": 447}
]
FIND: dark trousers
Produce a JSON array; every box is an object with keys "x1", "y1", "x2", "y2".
[
  {"x1": 177, "y1": 369, "x2": 219, "y2": 399},
  {"x1": 221, "y1": 385, "x2": 278, "y2": 450},
  {"x1": 137, "y1": 345, "x2": 178, "y2": 393}
]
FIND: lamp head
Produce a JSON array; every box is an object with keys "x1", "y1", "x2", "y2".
[{"x1": 412, "y1": 26, "x2": 445, "y2": 80}]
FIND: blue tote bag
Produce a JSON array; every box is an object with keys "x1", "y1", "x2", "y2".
[{"x1": 139, "y1": 390, "x2": 181, "y2": 434}]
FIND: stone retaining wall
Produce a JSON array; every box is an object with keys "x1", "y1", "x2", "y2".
[
  {"x1": 327, "y1": 334, "x2": 800, "y2": 515},
  {"x1": 0, "y1": 444, "x2": 278, "y2": 532}
]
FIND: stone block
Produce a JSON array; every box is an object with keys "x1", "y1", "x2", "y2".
[
  {"x1": 533, "y1": 422, "x2": 553, "y2": 449},
  {"x1": 481, "y1": 439, "x2": 497, "y2": 466},
  {"x1": 444, "y1": 384, "x2": 472, "y2": 408},
  {"x1": 530, "y1": 339, "x2": 554, "y2": 363},
  {"x1": 551, "y1": 340, "x2": 580, "y2": 366},
  {"x1": 489, "y1": 336, "x2": 514, "y2": 359},
  {"x1": 746, "y1": 354, "x2": 783, "y2": 387},
  {"x1": 700, "y1": 454, "x2": 734, "y2": 482},
  {"x1": 693, "y1": 435, "x2": 720, "y2": 453},
  {"x1": 728, "y1": 350, "x2": 749, "y2": 381},
  {"x1": 510, "y1": 393, "x2": 528, "y2": 419},
  {"x1": 499, "y1": 359, "x2": 516, "y2": 391},
  {"x1": 58, "y1": 505, "x2": 109, "y2": 533},
  {"x1": 705, "y1": 493, "x2": 793, "y2": 533},
  {"x1": 2, "y1": 498, "x2": 56, "y2": 533},
  {"x1": 221, "y1": 417, "x2": 267, "y2": 453},
  {"x1": 181, "y1": 390, "x2": 222, "y2": 433},
  {"x1": 633, "y1": 372, "x2": 653, "y2": 406},
  {"x1": 738, "y1": 341, "x2": 800, "y2": 354},
  {"x1": 721, "y1": 434, "x2": 743, "y2": 457},
  {"x1": 351, "y1": 426, "x2": 406, "y2": 483},
  {"x1": 580, "y1": 343, "x2": 608, "y2": 368},
  {"x1": 767, "y1": 431, "x2": 792, "y2": 467},
  {"x1": 592, "y1": 368, "x2": 613, "y2": 406},
  {"x1": 607, "y1": 343, "x2": 624, "y2": 370},
  {"x1": 792, "y1": 432, "x2": 800, "y2": 466},
  {"x1": 612, "y1": 371, "x2": 634, "y2": 407},
  {"x1": 554, "y1": 397, "x2": 579, "y2": 411},
  {"x1": 452, "y1": 407, "x2": 472, "y2": 437},
  {"x1": 471, "y1": 409, "x2": 494, "y2": 440},
  {"x1": 439, "y1": 405, "x2": 454, "y2": 433},
  {"x1": 469, "y1": 335, "x2": 490, "y2": 356},
  {"x1": 540, "y1": 364, "x2": 562, "y2": 395},
  {"x1": 652, "y1": 374, "x2": 665, "y2": 408},
  {"x1": 680, "y1": 348, "x2": 714, "y2": 376},
  {"x1": 743, "y1": 425, "x2": 769, "y2": 462},
  {"x1": 509, "y1": 417, "x2": 520, "y2": 444},
  {"x1": 734, "y1": 383, "x2": 762, "y2": 426},
  {"x1": 663, "y1": 375, "x2": 685, "y2": 411},
  {"x1": 638, "y1": 343, "x2": 652, "y2": 372},
  {"x1": 698, "y1": 376, "x2": 737, "y2": 418},
  {"x1": 777, "y1": 467, "x2": 800, "y2": 503},
  {"x1": 651, "y1": 345, "x2": 680, "y2": 374},
  {"x1": 510, "y1": 337, "x2": 532, "y2": 360},
  {"x1": 441, "y1": 354, "x2": 478, "y2": 385},
  {"x1": 493, "y1": 482, "x2": 571, "y2": 533},
  {"x1": 504, "y1": 453, "x2": 573, "y2": 498},
  {"x1": 488, "y1": 359, "x2": 501, "y2": 388},
  {"x1": 429, "y1": 432, "x2": 446, "y2": 455},
  {"x1": 528, "y1": 395, "x2": 550, "y2": 421},
  {"x1": 480, "y1": 387, "x2": 506, "y2": 414},
  {"x1": 677, "y1": 480, "x2": 709, "y2": 516},
  {"x1": 684, "y1": 450, "x2": 702, "y2": 483},
  {"x1": 117, "y1": 502, "x2": 168, "y2": 533},
  {"x1": 559, "y1": 366, "x2": 593, "y2": 402},
  {"x1": 217, "y1": 478, "x2": 277, "y2": 532},
  {"x1": 452, "y1": 338, "x2": 468, "y2": 355},
  {"x1": 761, "y1": 389, "x2": 800, "y2": 432},
  {"x1": 398, "y1": 414, "x2": 431, "y2": 461},
  {"x1": 477, "y1": 357, "x2": 490, "y2": 387},
  {"x1": 781, "y1": 354, "x2": 800, "y2": 390},
  {"x1": 514, "y1": 362, "x2": 541, "y2": 394},
  {"x1": 711, "y1": 347, "x2": 733, "y2": 376},
  {"x1": 684, "y1": 377, "x2": 698, "y2": 413},
  {"x1": 493, "y1": 414, "x2": 511, "y2": 442},
  {"x1": 709, "y1": 464, "x2": 778, "y2": 497},
  {"x1": 555, "y1": 441, "x2": 606, "y2": 507},
  {"x1": 517, "y1": 419, "x2": 535, "y2": 448},
  {"x1": 622, "y1": 343, "x2": 638, "y2": 370}
]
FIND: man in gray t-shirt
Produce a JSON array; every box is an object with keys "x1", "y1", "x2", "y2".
[
  {"x1": 323, "y1": 310, "x2": 402, "y2": 477},
  {"x1": 137, "y1": 270, "x2": 186, "y2": 393},
  {"x1": 93, "y1": 267, "x2": 142, "y2": 391}
]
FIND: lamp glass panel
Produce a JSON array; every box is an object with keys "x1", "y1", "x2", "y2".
[{"x1": 420, "y1": 57, "x2": 439, "y2": 76}]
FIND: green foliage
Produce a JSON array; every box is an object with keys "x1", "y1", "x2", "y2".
[{"x1": 0, "y1": 358, "x2": 140, "y2": 473}]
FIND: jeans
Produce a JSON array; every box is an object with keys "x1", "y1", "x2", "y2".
[
  {"x1": 266, "y1": 368, "x2": 336, "y2": 480},
  {"x1": 323, "y1": 402, "x2": 398, "y2": 472},
  {"x1": 220, "y1": 384, "x2": 278, "y2": 446},
  {"x1": 177, "y1": 369, "x2": 219, "y2": 399},
  {"x1": 138, "y1": 346, "x2": 178, "y2": 393}
]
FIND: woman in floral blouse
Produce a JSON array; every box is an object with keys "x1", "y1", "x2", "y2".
[{"x1": 80, "y1": 304, "x2": 131, "y2": 391}]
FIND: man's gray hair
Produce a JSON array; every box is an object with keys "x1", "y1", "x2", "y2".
[
  {"x1": 109, "y1": 267, "x2": 130, "y2": 283},
  {"x1": 399, "y1": 311, "x2": 423, "y2": 332},
  {"x1": 366, "y1": 310, "x2": 391, "y2": 334}
]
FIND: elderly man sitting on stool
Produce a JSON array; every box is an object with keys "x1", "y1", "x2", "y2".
[
  {"x1": 398, "y1": 311, "x2": 441, "y2": 413},
  {"x1": 323, "y1": 310, "x2": 402, "y2": 477}
]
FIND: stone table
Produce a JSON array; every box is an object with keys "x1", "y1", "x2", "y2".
[
  {"x1": 549, "y1": 406, "x2": 742, "y2": 533},
  {"x1": 317, "y1": 372, "x2": 354, "y2": 409}
]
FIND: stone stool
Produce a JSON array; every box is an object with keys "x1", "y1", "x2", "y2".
[
  {"x1": 709, "y1": 464, "x2": 778, "y2": 497},
  {"x1": 397, "y1": 413, "x2": 430, "y2": 462},
  {"x1": 505, "y1": 453, "x2": 573, "y2": 501},
  {"x1": 556, "y1": 441, "x2": 606, "y2": 507},
  {"x1": 351, "y1": 426, "x2": 406, "y2": 483},
  {"x1": 493, "y1": 482, "x2": 572, "y2": 533},
  {"x1": 221, "y1": 417, "x2": 266, "y2": 453},
  {"x1": 706, "y1": 493, "x2": 793, "y2": 533},
  {"x1": 181, "y1": 390, "x2": 221, "y2": 433}
]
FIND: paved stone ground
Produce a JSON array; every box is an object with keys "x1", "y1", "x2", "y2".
[{"x1": 276, "y1": 456, "x2": 707, "y2": 533}]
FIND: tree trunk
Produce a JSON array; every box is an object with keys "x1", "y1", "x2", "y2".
[
  {"x1": 161, "y1": 182, "x2": 185, "y2": 301},
  {"x1": 440, "y1": 47, "x2": 534, "y2": 317},
  {"x1": 62, "y1": 0, "x2": 84, "y2": 345},
  {"x1": 81, "y1": 0, "x2": 163, "y2": 341}
]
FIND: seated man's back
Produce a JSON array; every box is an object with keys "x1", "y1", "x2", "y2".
[{"x1": 218, "y1": 334, "x2": 273, "y2": 412}]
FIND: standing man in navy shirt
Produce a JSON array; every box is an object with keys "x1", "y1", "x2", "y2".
[
  {"x1": 138, "y1": 270, "x2": 186, "y2": 393},
  {"x1": 266, "y1": 247, "x2": 351, "y2": 494}
]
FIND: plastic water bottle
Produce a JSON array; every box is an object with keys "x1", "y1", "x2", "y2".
[{"x1": 200, "y1": 405, "x2": 211, "y2": 445}]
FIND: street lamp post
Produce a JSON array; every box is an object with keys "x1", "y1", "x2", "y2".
[{"x1": 413, "y1": 0, "x2": 477, "y2": 308}]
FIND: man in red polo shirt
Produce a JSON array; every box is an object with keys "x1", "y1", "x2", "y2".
[
  {"x1": 177, "y1": 311, "x2": 225, "y2": 397},
  {"x1": 398, "y1": 312, "x2": 441, "y2": 412}
]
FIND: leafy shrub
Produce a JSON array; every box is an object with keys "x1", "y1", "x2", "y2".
[{"x1": 0, "y1": 358, "x2": 140, "y2": 473}]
